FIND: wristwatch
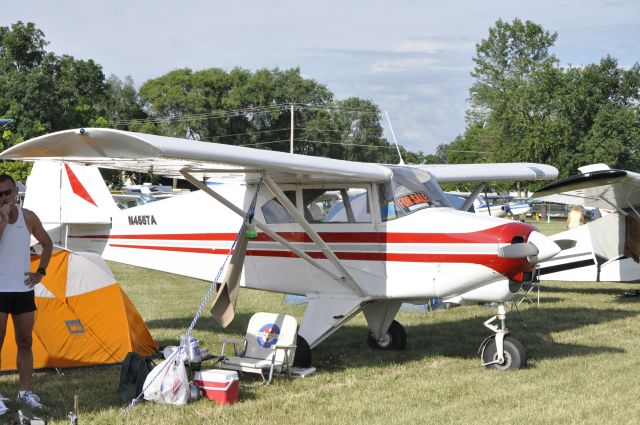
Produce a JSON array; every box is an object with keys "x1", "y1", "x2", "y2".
[{"x1": 36, "y1": 267, "x2": 46, "y2": 276}]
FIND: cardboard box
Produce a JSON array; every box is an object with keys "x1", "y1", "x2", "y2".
[{"x1": 194, "y1": 369, "x2": 239, "y2": 404}]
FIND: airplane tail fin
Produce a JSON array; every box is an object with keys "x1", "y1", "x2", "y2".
[{"x1": 24, "y1": 161, "x2": 118, "y2": 230}]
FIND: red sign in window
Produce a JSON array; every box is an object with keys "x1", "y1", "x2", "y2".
[{"x1": 394, "y1": 192, "x2": 431, "y2": 213}]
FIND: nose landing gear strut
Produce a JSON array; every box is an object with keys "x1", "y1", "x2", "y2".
[{"x1": 478, "y1": 303, "x2": 527, "y2": 371}]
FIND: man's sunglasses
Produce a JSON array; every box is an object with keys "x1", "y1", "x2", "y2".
[{"x1": 0, "y1": 188, "x2": 14, "y2": 197}]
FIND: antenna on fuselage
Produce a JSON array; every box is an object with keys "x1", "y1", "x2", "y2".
[{"x1": 384, "y1": 110, "x2": 405, "y2": 165}]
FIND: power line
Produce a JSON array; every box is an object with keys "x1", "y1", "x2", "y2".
[
  {"x1": 296, "y1": 139, "x2": 398, "y2": 149},
  {"x1": 109, "y1": 103, "x2": 382, "y2": 127}
]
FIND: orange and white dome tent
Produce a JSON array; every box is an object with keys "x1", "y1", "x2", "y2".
[{"x1": 1, "y1": 249, "x2": 157, "y2": 371}]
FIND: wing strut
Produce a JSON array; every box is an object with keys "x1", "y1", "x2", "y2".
[
  {"x1": 180, "y1": 169, "x2": 343, "y2": 283},
  {"x1": 262, "y1": 173, "x2": 366, "y2": 297},
  {"x1": 461, "y1": 183, "x2": 486, "y2": 212},
  {"x1": 600, "y1": 195, "x2": 628, "y2": 216}
]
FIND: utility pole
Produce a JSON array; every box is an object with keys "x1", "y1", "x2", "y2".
[{"x1": 290, "y1": 103, "x2": 294, "y2": 154}]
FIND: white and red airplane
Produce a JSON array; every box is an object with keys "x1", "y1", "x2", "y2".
[
  {"x1": 533, "y1": 164, "x2": 640, "y2": 283},
  {"x1": 1, "y1": 128, "x2": 561, "y2": 371}
]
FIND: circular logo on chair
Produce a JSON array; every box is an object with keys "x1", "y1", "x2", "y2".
[{"x1": 257, "y1": 323, "x2": 281, "y2": 348}]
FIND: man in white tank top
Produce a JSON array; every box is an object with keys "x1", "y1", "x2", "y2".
[{"x1": 0, "y1": 174, "x2": 52, "y2": 415}]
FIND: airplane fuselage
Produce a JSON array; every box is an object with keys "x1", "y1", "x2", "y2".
[{"x1": 61, "y1": 184, "x2": 540, "y2": 304}]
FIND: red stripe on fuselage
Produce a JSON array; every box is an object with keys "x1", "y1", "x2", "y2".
[
  {"x1": 106, "y1": 243, "x2": 532, "y2": 278},
  {"x1": 72, "y1": 222, "x2": 536, "y2": 278},
  {"x1": 70, "y1": 222, "x2": 533, "y2": 244}
]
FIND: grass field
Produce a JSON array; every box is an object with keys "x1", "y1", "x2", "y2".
[{"x1": 1, "y1": 218, "x2": 639, "y2": 424}]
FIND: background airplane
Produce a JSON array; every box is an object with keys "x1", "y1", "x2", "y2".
[
  {"x1": 1, "y1": 128, "x2": 561, "y2": 371},
  {"x1": 534, "y1": 164, "x2": 640, "y2": 283}
]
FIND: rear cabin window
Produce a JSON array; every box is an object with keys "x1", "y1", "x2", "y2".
[{"x1": 261, "y1": 191, "x2": 297, "y2": 224}]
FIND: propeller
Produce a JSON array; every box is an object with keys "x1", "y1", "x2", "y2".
[
  {"x1": 497, "y1": 231, "x2": 561, "y2": 264},
  {"x1": 498, "y1": 242, "x2": 538, "y2": 259}
]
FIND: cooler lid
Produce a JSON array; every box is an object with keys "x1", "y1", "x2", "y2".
[{"x1": 195, "y1": 369, "x2": 239, "y2": 382}]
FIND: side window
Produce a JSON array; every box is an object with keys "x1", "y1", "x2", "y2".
[
  {"x1": 303, "y1": 188, "x2": 371, "y2": 223},
  {"x1": 261, "y1": 191, "x2": 297, "y2": 224}
]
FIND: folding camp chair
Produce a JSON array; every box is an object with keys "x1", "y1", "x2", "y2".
[
  {"x1": 518, "y1": 265, "x2": 542, "y2": 306},
  {"x1": 517, "y1": 280, "x2": 540, "y2": 306},
  {"x1": 219, "y1": 312, "x2": 297, "y2": 386}
]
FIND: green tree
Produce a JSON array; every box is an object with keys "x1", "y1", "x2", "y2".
[
  {"x1": 0, "y1": 21, "x2": 109, "y2": 179},
  {"x1": 0, "y1": 21, "x2": 46, "y2": 72},
  {"x1": 467, "y1": 19, "x2": 561, "y2": 166},
  {"x1": 138, "y1": 67, "x2": 402, "y2": 163},
  {"x1": 100, "y1": 75, "x2": 147, "y2": 129}
]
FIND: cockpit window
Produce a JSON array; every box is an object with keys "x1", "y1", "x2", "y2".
[
  {"x1": 379, "y1": 166, "x2": 451, "y2": 221},
  {"x1": 303, "y1": 188, "x2": 371, "y2": 223}
]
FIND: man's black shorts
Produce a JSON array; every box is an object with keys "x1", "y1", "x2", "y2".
[{"x1": 0, "y1": 291, "x2": 37, "y2": 315}]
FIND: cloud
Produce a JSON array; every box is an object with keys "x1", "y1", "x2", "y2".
[{"x1": 394, "y1": 38, "x2": 471, "y2": 54}]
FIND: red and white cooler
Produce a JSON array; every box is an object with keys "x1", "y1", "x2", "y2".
[{"x1": 193, "y1": 369, "x2": 239, "y2": 404}]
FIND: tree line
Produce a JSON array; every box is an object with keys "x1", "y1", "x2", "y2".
[
  {"x1": 1, "y1": 20, "x2": 639, "y2": 186},
  {"x1": 445, "y1": 19, "x2": 640, "y2": 181},
  {"x1": 0, "y1": 22, "x2": 435, "y2": 183}
]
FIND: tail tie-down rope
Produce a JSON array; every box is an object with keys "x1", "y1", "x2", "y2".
[{"x1": 126, "y1": 179, "x2": 263, "y2": 411}]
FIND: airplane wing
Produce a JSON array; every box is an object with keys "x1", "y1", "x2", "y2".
[
  {"x1": 0, "y1": 128, "x2": 392, "y2": 184},
  {"x1": 0, "y1": 128, "x2": 558, "y2": 185},
  {"x1": 415, "y1": 163, "x2": 558, "y2": 183},
  {"x1": 533, "y1": 168, "x2": 640, "y2": 210}
]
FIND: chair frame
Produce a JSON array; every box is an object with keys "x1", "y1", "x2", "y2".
[{"x1": 219, "y1": 313, "x2": 297, "y2": 386}]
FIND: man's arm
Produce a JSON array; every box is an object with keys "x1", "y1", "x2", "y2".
[
  {"x1": 23, "y1": 208, "x2": 53, "y2": 287},
  {"x1": 0, "y1": 205, "x2": 8, "y2": 240}
]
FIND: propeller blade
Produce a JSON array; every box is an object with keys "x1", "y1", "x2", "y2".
[{"x1": 498, "y1": 242, "x2": 539, "y2": 259}]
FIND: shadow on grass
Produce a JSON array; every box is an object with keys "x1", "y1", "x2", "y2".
[
  {"x1": 540, "y1": 285, "x2": 633, "y2": 296},
  {"x1": 146, "y1": 312, "x2": 255, "y2": 336},
  {"x1": 12, "y1": 305, "x2": 636, "y2": 422},
  {"x1": 312, "y1": 306, "x2": 636, "y2": 373}
]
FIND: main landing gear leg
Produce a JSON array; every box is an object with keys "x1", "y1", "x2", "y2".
[{"x1": 478, "y1": 303, "x2": 527, "y2": 371}]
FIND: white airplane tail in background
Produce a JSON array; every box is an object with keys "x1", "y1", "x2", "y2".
[{"x1": 24, "y1": 161, "x2": 118, "y2": 243}]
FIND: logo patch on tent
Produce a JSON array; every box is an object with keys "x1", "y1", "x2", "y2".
[
  {"x1": 256, "y1": 323, "x2": 280, "y2": 348},
  {"x1": 65, "y1": 320, "x2": 86, "y2": 335}
]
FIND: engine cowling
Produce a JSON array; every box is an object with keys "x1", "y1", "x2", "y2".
[{"x1": 444, "y1": 278, "x2": 523, "y2": 305}]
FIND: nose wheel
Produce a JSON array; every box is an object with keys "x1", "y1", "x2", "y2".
[{"x1": 478, "y1": 303, "x2": 527, "y2": 370}]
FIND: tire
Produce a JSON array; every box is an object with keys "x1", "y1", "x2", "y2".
[
  {"x1": 482, "y1": 336, "x2": 527, "y2": 371},
  {"x1": 367, "y1": 320, "x2": 407, "y2": 350},
  {"x1": 292, "y1": 335, "x2": 312, "y2": 368}
]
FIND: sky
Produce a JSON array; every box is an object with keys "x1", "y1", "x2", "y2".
[{"x1": 4, "y1": 0, "x2": 639, "y2": 154}]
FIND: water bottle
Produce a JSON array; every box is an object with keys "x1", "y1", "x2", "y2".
[{"x1": 187, "y1": 337, "x2": 201, "y2": 363}]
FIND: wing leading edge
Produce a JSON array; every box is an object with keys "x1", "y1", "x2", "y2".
[
  {"x1": 416, "y1": 163, "x2": 558, "y2": 183},
  {"x1": 533, "y1": 168, "x2": 640, "y2": 211},
  {"x1": 1, "y1": 128, "x2": 559, "y2": 185},
  {"x1": 0, "y1": 128, "x2": 392, "y2": 184}
]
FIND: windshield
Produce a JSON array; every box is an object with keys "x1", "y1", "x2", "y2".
[{"x1": 379, "y1": 166, "x2": 452, "y2": 221}]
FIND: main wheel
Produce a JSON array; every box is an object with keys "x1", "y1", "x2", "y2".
[
  {"x1": 292, "y1": 335, "x2": 312, "y2": 368},
  {"x1": 482, "y1": 336, "x2": 527, "y2": 371},
  {"x1": 367, "y1": 320, "x2": 407, "y2": 350}
]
